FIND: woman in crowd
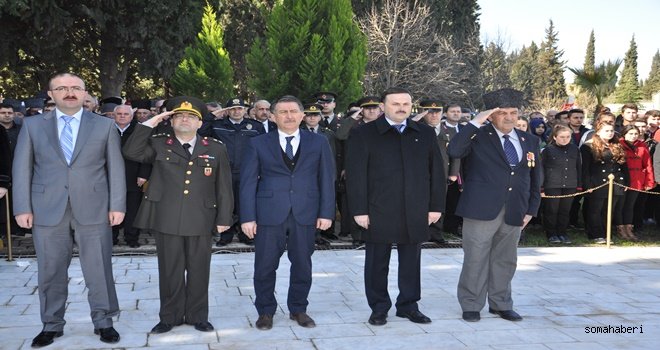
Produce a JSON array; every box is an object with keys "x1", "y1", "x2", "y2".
[
  {"x1": 530, "y1": 118, "x2": 548, "y2": 149},
  {"x1": 618, "y1": 125, "x2": 654, "y2": 241},
  {"x1": 515, "y1": 116, "x2": 529, "y2": 133},
  {"x1": 541, "y1": 125, "x2": 581, "y2": 244},
  {"x1": 581, "y1": 122, "x2": 629, "y2": 244}
]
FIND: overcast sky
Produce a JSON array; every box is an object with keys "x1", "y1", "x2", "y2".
[{"x1": 478, "y1": 0, "x2": 659, "y2": 82}]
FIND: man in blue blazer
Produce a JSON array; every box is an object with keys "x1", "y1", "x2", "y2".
[
  {"x1": 240, "y1": 95, "x2": 336, "y2": 330},
  {"x1": 448, "y1": 89, "x2": 541, "y2": 323}
]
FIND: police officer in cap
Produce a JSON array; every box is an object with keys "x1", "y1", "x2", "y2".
[
  {"x1": 210, "y1": 98, "x2": 265, "y2": 245},
  {"x1": 123, "y1": 96, "x2": 234, "y2": 333}
]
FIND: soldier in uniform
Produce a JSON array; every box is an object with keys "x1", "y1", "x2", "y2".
[
  {"x1": 314, "y1": 92, "x2": 340, "y2": 132},
  {"x1": 418, "y1": 99, "x2": 463, "y2": 244},
  {"x1": 210, "y1": 98, "x2": 265, "y2": 245},
  {"x1": 122, "y1": 96, "x2": 233, "y2": 334}
]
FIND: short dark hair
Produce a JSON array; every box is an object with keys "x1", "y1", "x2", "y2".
[
  {"x1": 621, "y1": 103, "x2": 638, "y2": 112},
  {"x1": 445, "y1": 103, "x2": 461, "y2": 111},
  {"x1": 555, "y1": 111, "x2": 569, "y2": 120},
  {"x1": 380, "y1": 87, "x2": 411, "y2": 103},
  {"x1": 272, "y1": 95, "x2": 303, "y2": 113},
  {"x1": 567, "y1": 109, "x2": 584, "y2": 117},
  {"x1": 48, "y1": 72, "x2": 85, "y2": 90},
  {"x1": 0, "y1": 103, "x2": 14, "y2": 111}
]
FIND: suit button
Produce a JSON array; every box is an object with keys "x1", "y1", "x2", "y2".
[
  {"x1": 213, "y1": 204, "x2": 217, "y2": 208},
  {"x1": 186, "y1": 170, "x2": 192, "y2": 175},
  {"x1": 166, "y1": 157, "x2": 170, "y2": 160},
  {"x1": 188, "y1": 161, "x2": 193, "y2": 166},
  {"x1": 508, "y1": 188, "x2": 512, "y2": 191},
  {"x1": 602, "y1": 170, "x2": 606, "y2": 172},
  {"x1": 510, "y1": 172, "x2": 514, "y2": 175},
  {"x1": 185, "y1": 180, "x2": 190, "y2": 184},
  {"x1": 184, "y1": 190, "x2": 189, "y2": 194}
]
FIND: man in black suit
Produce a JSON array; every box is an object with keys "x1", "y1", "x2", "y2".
[
  {"x1": 346, "y1": 87, "x2": 446, "y2": 326},
  {"x1": 448, "y1": 89, "x2": 542, "y2": 323},
  {"x1": 254, "y1": 100, "x2": 277, "y2": 133}
]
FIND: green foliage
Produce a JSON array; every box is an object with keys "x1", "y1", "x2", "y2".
[
  {"x1": 584, "y1": 30, "x2": 596, "y2": 75},
  {"x1": 569, "y1": 59, "x2": 621, "y2": 113},
  {"x1": 535, "y1": 20, "x2": 567, "y2": 103},
  {"x1": 510, "y1": 42, "x2": 539, "y2": 102},
  {"x1": 481, "y1": 41, "x2": 511, "y2": 92},
  {"x1": 642, "y1": 50, "x2": 660, "y2": 99},
  {"x1": 615, "y1": 36, "x2": 643, "y2": 103},
  {"x1": 171, "y1": 2, "x2": 234, "y2": 101},
  {"x1": 247, "y1": 0, "x2": 367, "y2": 110}
]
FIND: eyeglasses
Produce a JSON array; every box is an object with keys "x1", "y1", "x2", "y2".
[{"x1": 51, "y1": 86, "x2": 86, "y2": 93}]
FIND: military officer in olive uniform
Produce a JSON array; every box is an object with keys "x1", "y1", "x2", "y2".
[
  {"x1": 122, "y1": 96, "x2": 233, "y2": 334},
  {"x1": 210, "y1": 98, "x2": 265, "y2": 246}
]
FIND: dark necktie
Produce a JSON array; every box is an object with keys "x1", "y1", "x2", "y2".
[
  {"x1": 182, "y1": 143, "x2": 192, "y2": 159},
  {"x1": 502, "y1": 135, "x2": 519, "y2": 166},
  {"x1": 309, "y1": 127, "x2": 315, "y2": 133},
  {"x1": 285, "y1": 136, "x2": 294, "y2": 159},
  {"x1": 393, "y1": 124, "x2": 405, "y2": 133},
  {"x1": 323, "y1": 116, "x2": 330, "y2": 127},
  {"x1": 60, "y1": 115, "x2": 74, "y2": 164}
]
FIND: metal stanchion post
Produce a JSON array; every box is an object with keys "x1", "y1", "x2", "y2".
[
  {"x1": 5, "y1": 193, "x2": 13, "y2": 261},
  {"x1": 606, "y1": 174, "x2": 615, "y2": 249}
]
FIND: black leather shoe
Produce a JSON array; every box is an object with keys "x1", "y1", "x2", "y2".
[
  {"x1": 216, "y1": 239, "x2": 231, "y2": 247},
  {"x1": 150, "y1": 322, "x2": 174, "y2": 334},
  {"x1": 255, "y1": 314, "x2": 273, "y2": 330},
  {"x1": 396, "y1": 310, "x2": 432, "y2": 324},
  {"x1": 31, "y1": 331, "x2": 63, "y2": 348},
  {"x1": 289, "y1": 312, "x2": 316, "y2": 328},
  {"x1": 94, "y1": 327, "x2": 120, "y2": 343},
  {"x1": 488, "y1": 308, "x2": 523, "y2": 321},
  {"x1": 462, "y1": 311, "x2": 480, "y2": 322},
  {"x1": 193, "y1": 321, "x2": 214, "y2": 332},
  {"x1": 368, "y1": 312, "x2": 387, "y2": 326}
]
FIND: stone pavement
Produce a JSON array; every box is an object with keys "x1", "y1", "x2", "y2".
[{"x1": 0, "y1": 246, "x2": 658, "y2": 350}]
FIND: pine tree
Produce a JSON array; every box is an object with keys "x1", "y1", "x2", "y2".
[
  {"x1": 643, "y1": 50, "x2": 660, "y2": 99},
  {"x1": 247, "y1": 0, "x2": 366, "y2": 110},
  {"x1": 510, "y1": 42, "x2": 540, "y2": 101},
  {"x1": 535, "y1": 20, "x2": 567, "y2": 103},
  {"x1": 171, "y1": 2, "x2": 234, "y2": 101},
  {"x1": 615, "y1": 36, "x2": 643, "y2": 103},
  {"x1": 481, "y1": 41, "x2": 511, "y2": 92},
  {"x1": 584, "y1": 30, "x2": 596, "y2": 75}
]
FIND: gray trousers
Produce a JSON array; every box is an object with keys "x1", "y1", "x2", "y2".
[
  {"x1": 457, "y1": 208, "x2": 520, "y2": 312},
  {"x1": 32, "y1": 204, "x2": 119, "y2": 332}
]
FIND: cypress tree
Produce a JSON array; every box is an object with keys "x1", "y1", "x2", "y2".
[
  {"x1": 171, "y1": 2, "x2": 234, "y2": 101},
  {"x1": 615, "y1": 36, "x2": 643, "y2": 103},
  {"x1": 584, "y1": 30, "x2": 596, "y2": 75},
  {"x1": 247, "y1": 0, "x2": 366, "y2": 110},
  {"x1": 510, "y1": 42, "x2": 540, "y2": 102},
  {"x1": 642, "y1": 50, "x2": 660, "y2": 99}
]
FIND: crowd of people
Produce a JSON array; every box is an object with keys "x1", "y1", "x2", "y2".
[{"x1": 0, "y1": 73, "x2": 658, "y2": 347}]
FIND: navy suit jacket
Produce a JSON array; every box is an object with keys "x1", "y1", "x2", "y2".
[
  {"x1": 448, "y1": 123, "x2": 541, "y2": 226},
  {"x1": 239, "y1": 130, "x2": 336, "y2": 226}
]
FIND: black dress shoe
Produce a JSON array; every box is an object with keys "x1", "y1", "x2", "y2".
[
  {"x1": 31, "y1": 331, "x2": 63, "y2": 348},
  {"x1": 216, "y1": 239, "x2": 231, "y2": 247},
  {"x1": 255, "y1": 314, "x2": 273, "y2": 330},
  {"x1": 396, "y1": 310, "x2": 432, "y2": 324},
  {"x1": 488, "y1": 308, "x2": 523, "y2": 321},
  {"x1": 368, "y1": 312, "x2": 387, "y2": 326},
  {"x1": 94, "y1": 327, "x2": 120, "y2": 343},
  {"x1": 462, "y1": 311, "x2": 480, "y2": 322},
  {"x1": 320, "y1": 232, "x2": 339, "y2": 240},
  {"x1": 193, "y1": 321, "x2": 214, "y2": 332},
  {"x1": 239, "y1": 239, "x2": 254, "y2": 246},
  {"x1": 150, "y1": 322, "x2": 174, "y2": 334},
  {"x1": 289, "y1": 312, "x2": 316, "y2": 328}
]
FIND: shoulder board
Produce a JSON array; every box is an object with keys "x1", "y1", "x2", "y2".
[
  {"x1": 204, "y1": 136, "x2": 224, "y2": 144},
  {"x1": 151, "y1": 133, "x2": 170, "y2": 138}
]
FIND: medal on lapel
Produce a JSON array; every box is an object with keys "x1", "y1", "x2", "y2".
[
  {"x1": 526, "y1": 152, "x2": 535, "y2": 168},
  {"x1": 204, "y1": 167, "x2": 213, "y2": 176}
]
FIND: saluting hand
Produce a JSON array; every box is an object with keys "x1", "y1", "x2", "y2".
[
  {"x1": 473, "y1": 108, "x2": 499, "y2": 126},
  {"x1": 142, "y1": 111, "x2": 175, "y2": 128},
  {"x1": 411, "y1": 110, "x2": 428, "y2": 122}
]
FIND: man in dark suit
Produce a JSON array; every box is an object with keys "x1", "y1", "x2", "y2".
[
  {"x1": 240, "y1": 95, "x2": 335, "y2": 330},
  {"x1": 122, "y1": 97, "x2": 234, "y2": 334},
  {"x1": 254, "y1": 100, "x2": 277, "y2": 133},
  {"x1": 112, "y1": 105, "x2": 151, "y2": 247},
  {"x1": 448, "y1": 89, "x2": 542, "y2": 323},
  {"x1": 12, "y1": 73, "x2": 125, "y2": 347},
  {"x1": 0, "y1": 127, "x2": 10, "y2": 202},
  {"x1": 346, "y1": 87, "x2": 446, "y2": 326}
]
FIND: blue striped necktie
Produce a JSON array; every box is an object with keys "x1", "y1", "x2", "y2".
[
  {"x1": 393, "y1": 124, "x2": 404, "y2": 133},
  {"x1": 285, "y1": 136, "x2": 294, "y2": 159},
  {"x1": 502, "y1": 135, "x2": 519, "y2": 166},
  {"x1": 60, "y1": 116, "x2": 74, "y2": 164}
]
